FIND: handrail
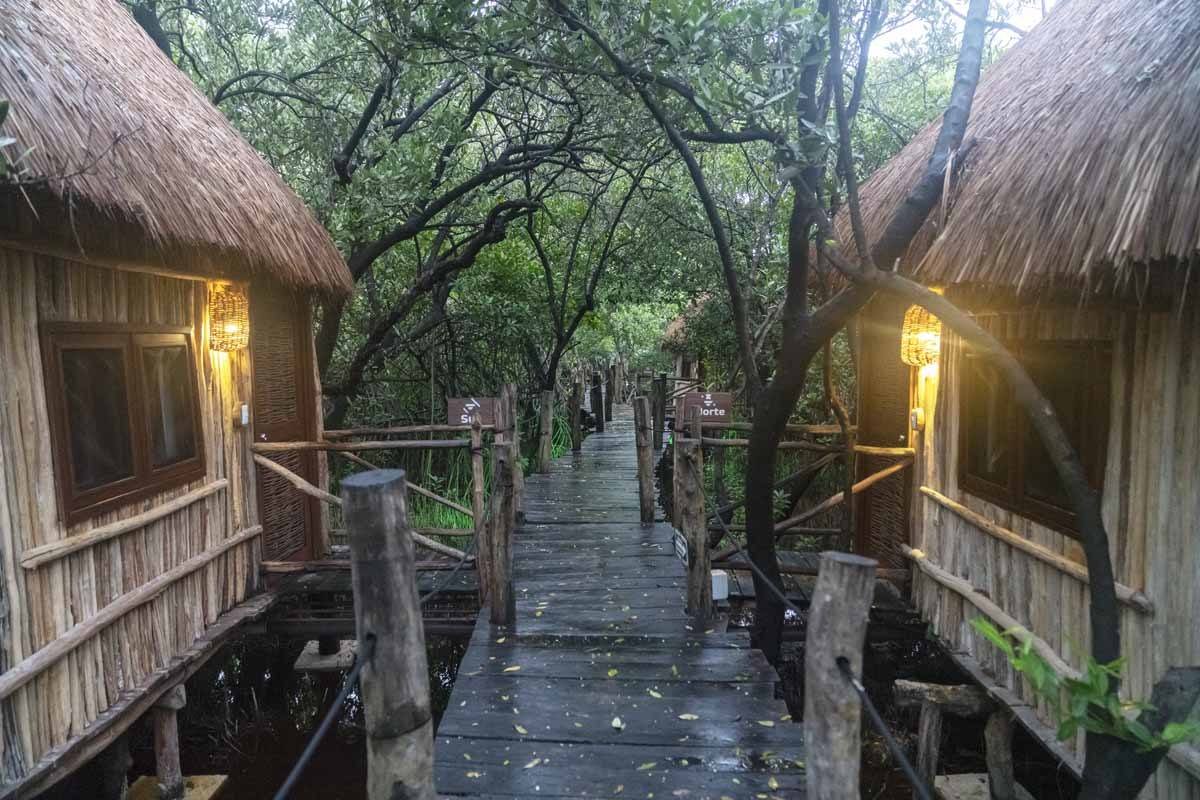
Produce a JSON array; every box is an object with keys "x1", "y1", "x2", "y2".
[
  {"x1": 324, "y1": 423, "x2": 496, "y2": 439},
  {"x1": 920, "y1": 486, "x2": 1153, "y2": 615},
  {"x1": 0, "y1": 526, "x2": 262, "y2": 701},
  {"x1": 252, "y1": 439, "x2": 469, "y2": 453},
  {"x1": 21, "y1": 479, "x2": 228, "y2": 569},
  {"x1": 252, "y1": 453, "x2": 466, "y2": 560}
]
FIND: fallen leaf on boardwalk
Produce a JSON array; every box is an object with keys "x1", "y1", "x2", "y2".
[
  {"x1": 607, "y1": 668, "x2": 619, "y2": 677},
  {"x1": 514, "y1": 724, "x2": 528, "y2": 735},
  {"x1": 524, "y1": 758, "x2": 541, "y2": 769},
  {"x1": 614, "y1": 785, "x2": 624, "y2": 793},
  {"x1": 648, "y1": 689, "x2": 663, "y2": 699},
  {"x1": 463, "y1": 753, "x2": 472, "y2": 760},
  {"x1": 466, "y1": 771, "x2": 481, "y2": 779},
  {"x1": 678, "y1": 713, "x2": 699, "y2": 720},
  {"x1": 756, "y1": 720, "x2": 775, "y2": 727},
  {"x1": 612, "y1": 716, "x2": 625, "y2": 730},
  {"x1": 769, "y1": 777, "x2": 780, "y2": 790},
  {"x1": 503, "y1": 665, "x2": 521, "y2": 672},
  {"x1": 535, "y1": 610, "x2": 544, "y2": 617},
  {"x1": 636, "y1": 762, "x2": 657, "y2": 771},
  {"x1": 495, "y1": 637, "x2": 506, "y2": 643},
  {"x1": 671, "y1": 664, "x2": 680, "y2": 677}
]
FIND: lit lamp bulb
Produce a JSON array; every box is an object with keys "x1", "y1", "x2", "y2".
[
  {"x1": 209, "y1": 284, "x2": 250, "y2": 351},
  {"x1": 900, "y1": 305, "x2": 941, "y2": 366}
]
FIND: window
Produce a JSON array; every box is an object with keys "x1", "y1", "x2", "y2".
[
  {"x1": 958, "y1": 341, "x2": 1111, "y2": 535},
  {"x1": 42, "y1": 325, "x2": 205, "y2": 524}
]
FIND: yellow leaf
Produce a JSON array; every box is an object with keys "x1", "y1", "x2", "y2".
[
  {"x1": 678, "y1": 713, "x2": 699, "y2": 721},
  {"x1": 524, "y1": 758, "x2": 541, "y2": 769},
  {"x1": 637, "y1": 762, "x2": 657, "y2": 771},
  {"x1": 466, "y1": 771, "x2": 481, "y2": 779},
  {"x1": 503, "y1": 665, "x2": 521, "y2": 673},
  {"x1": 514, "y1": 724, "x2": 528, "y2": 735},
  {"x1": 756, "y1": 720, "x2": 775, "y2": 727},
  {"x1": 648, "y1": 689, "x2": 663, "y2": 699},
  {"x1": 769, "y1": 777, "x2": 780, "y2": 790},
  {"x1": 607, "y1": 668, "x2": 619, "y2": 677}
]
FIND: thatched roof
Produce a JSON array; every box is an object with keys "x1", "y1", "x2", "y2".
[
  {"x1": 1, "y1": 0, "x2": 352, "y2": 296},
  {"x1": 851, "y1": 0, "x2": 1200, "y2": 295}
]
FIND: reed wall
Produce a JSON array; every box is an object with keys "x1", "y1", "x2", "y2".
[
  {"x1": 0, "y1": 247, "x2": 261, "y2": 783},
  {"x1": 908, "y1": 302, "x2": 1200, "y2": 798}
]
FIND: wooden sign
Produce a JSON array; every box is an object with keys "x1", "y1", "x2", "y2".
[
  {"x1": 679, "y1": 391, "x2": 733, "y2": 422},
  {"x1": 447, "y1": 397, "x2": 497, "y2": 426}
]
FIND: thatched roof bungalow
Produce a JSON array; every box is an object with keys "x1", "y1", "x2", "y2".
[
  {"x1": 851, "y1": 0, "x2": 1200, "y2": 794},
  {"x1": 0, "y1": 0, "x2": 351, "y2": 794}
]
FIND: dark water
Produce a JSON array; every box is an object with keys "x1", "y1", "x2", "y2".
[{"x1": 47, "y1": 634, "x2": 467, "y2": 800}]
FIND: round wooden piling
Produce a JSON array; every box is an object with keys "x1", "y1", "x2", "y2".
[
  {"x1": 633, "y1": 396, "x2": 655, "y2": 525},
  {"x1": 343, "y1": 469, "x2": 436, "y2": 800},
  {"x1": 537, "y1": 389, "x2": 554, "y2": 473},
  {"x1": 805, "y1": 551, "x2": 877, "y2": 800},
  {"x1": 569, "y1": 381, "x2": 583, "y2": 452},
  {"x1": 590, "y1": 374, "x2": 605, "y2": 433},
  {"x1": 676, "y1": 436, "x2": 711, "y2": 621}
]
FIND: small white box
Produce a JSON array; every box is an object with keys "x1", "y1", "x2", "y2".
[{"x1": 711, "y1": 569, "x2": 729, "y2": 602}]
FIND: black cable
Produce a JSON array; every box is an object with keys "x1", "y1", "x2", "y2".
[
  {"x1": 419, "y1": 530, "x2": 478, "y2": 607},
  {"x1": 272, "y1": 634, "x2": 377, "y2": 800},
  {"x1": 837, "y1": 656, "x2": 935, "y2": 800}
]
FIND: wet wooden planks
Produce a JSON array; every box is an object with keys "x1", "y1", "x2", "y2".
[{"x1": 436, "y1": 405, "x2": 805, "y2": 798}]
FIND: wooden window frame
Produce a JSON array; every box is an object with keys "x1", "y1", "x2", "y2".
[
  {"x1": 41, "y1": 323, "x2": 206, "y2": 526},
  {"x1": 958, "y1": 340, "x2": 1111, "y2": 537}
]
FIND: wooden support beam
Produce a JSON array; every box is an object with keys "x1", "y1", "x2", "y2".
[
  {"x1": 805, "y1": 552, "x2": 877, "y2": 799},
  {"x1": 854, "y1": 444, "x2": 916, "y2": 457},
  {"x1": 487, "y1": 442, "x2": 516, "y2": 626},
  {"x1": 502, "y1": 383, "x2": 525, "y2": 523},
  {"x1": 590, "y1": 373, "x2": 605, "y2": 433},
  {"x1": 470, "y1": 419, "x2": 488, "y2": 605},
  {"x1": 253, "y1": 439, "x2": 470, "y2": 453},
  {"x1": 776, "y1": 459, "x2": 911, "y2": 533},
  {"x1": 537, "y1": 389, "x2": 554, "y2": 473},
  {"x1": 342, "y1": 470, "x2": 436, "y2": 800},
  {"x1": 677, "y1": 436, "x2": 710, "y2": 622},
  {"x1": 325, "y1": 424, "x2": 494, "y2": 438},
  {"x1": 151, "y1": 686, "x2": 186, "y2": 800},
  {"x1": 633, "y1": 397, "x2": 655, "y2": 526},
  {"x1": 985, "y1": 711, "x2": 1017, "y2": 800},
  {"x1": 700, "y1": 437, "x2": 840, "y2": 453},
  {"x1": 700, "y1": 421, "x2": 852, "y2": 436},
  {"x1": 252, "y1": 453, "x2": 466, "y2": 560},
  {"x1": 894, "y1": 680, "x2": 995, "y2": 718},
  {"x1": 652, "y1": 373, "x2": 666, "y2": 451},
  {"x1": 20, "y1": 480, "x2": 227, "y2": 569},
  {"x1": 915, "y1": 701, "x2": 942, "y2": 800},
  {"x1": 569, "y1": 381, "x2": 583, "y2": 453},
  {"x1": 920, "y1": 487, "x2": 1154, "y2": 614},
  {"x1": 604, "y1": 365, "x2": 615, "y2": 422},
  {"x1": 335, "y1": 451, "x2": 475, "y2": 519}
]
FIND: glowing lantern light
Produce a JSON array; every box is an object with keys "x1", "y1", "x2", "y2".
[
  {"x1": 900, "y1": 305, "x2": 941, "y2": 366},
  {"x1": 209, "y1": 283, "x2": 249, "y2": 351}
]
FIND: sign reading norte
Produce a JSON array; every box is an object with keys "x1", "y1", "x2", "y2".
[{"x1": 680, "y1": 392, "x2": 732, "y2": 421}]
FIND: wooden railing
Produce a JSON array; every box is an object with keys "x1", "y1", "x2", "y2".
[{"x1": 252, "y1": 383, "x2": 527, "y2": 608}]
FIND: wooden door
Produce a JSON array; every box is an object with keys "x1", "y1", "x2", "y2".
[{"x1": 251, "y1": 285, "x2": 319, "y2": 561}]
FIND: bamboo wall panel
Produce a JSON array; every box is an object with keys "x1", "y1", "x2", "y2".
[
  {"x1": 908, "y1": 303, "x2": 1200, "y2": 798},
  {"x1": 0, "y1": 248, "x2": 262, "y2": 783}
]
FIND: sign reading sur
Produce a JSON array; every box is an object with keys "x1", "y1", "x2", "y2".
[
  {"x1": 447, "y1": 397, "x2": 497, "y2": 426},
  {"x1": 679, "y1": 392, "x2": 733, "y2": 421}
]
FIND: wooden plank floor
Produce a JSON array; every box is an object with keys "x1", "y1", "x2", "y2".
[{"x1": 435, "y1": 405, "x2": 805, "y2": 798}]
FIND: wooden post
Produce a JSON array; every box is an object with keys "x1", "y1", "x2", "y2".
[
  {"x1": 652, "y1": 372, "x2": 666, "y2": 451},
  {"x1": 470, "y1": 418, "x2": 489, "y2": 605},
  {"x1": 488, "y1": 442, "x2": 516, "y2": 625},
  {"x1": 537, "y1": 389, "x2": 554, "y2": 473},
  {"x1": 590, "y1": 373, "x2": 605, "y2": 433},
  {"x1": 569, "y1": 381, "x2": 583, "y2": 452},
  {"x1": 915, "y1": 701, "x2": 943, "y2": 800},
  {"x1": 604, "y1": 365, "x2": 614, "y2": 422},
  {"x1": 501, "y1": 383, "x2": 525, "y2": 523},
  {"x1": 633, "y1": 396, "x2": 654, "y2": 526},
  {"x1": 150, "y1": 685, "x2": 186, "y2": 800},
  {"x1": 805, "y1": 552, "x2": 877, "y2": 800},
  {"x1": 98, "y1": 734, "x2": 132, "y2": 800},
  {"x1": 984, "y1": 711, "x2": 1016, "y2": 800},
  {"x1": 677, "y1": 436, "x2": 710, "y2": 621},
  {"x1": 343, "y1": 470, "x2": 436, "y2": 800}
]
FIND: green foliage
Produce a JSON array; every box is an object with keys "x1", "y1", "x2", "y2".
[{"x1": 971, "y1": 618, "x2": 1200, "y2": 752}]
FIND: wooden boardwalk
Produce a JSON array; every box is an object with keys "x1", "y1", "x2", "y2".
[{"x1": 435, "y1": 405, "x2": 806, "y2": 798}]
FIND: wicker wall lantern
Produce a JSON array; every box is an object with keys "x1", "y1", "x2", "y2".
[
  {"x1": 209, "y1": 283, "x2": 249, "y2": 352},
  {"x1": 900, "y1": 305, "x2": 942, "y2": 366}
]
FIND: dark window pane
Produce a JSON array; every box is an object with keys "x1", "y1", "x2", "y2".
[
  {"x1": 1021, "y1": 346, "x2": 1096, "y2": 510},
  {"x1": 62, "y1": 348, "x2": 134, "y2": 490},
  {"x1": 141, "y1": 345, "x2": 197, "y2": 468},
  {"x1": 963, "y1": 355, "x2": 1011, "y2": 487}
]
